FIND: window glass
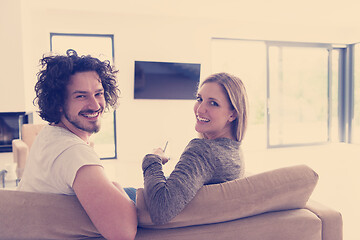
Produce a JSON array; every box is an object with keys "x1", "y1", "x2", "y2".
[{"x1": 268, "y1": 46, "x2": 329, "y2": 146}]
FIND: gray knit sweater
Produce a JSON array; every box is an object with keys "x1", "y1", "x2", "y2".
[{"x1": 142, "y1": 137, "x2": 244, "y2": 225}]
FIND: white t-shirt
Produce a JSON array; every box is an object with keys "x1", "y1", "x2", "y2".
[{"x1": 18, "y1": 125, "x2": 102, "y2": 195}]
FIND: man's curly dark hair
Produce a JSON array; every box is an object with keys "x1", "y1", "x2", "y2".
[{"x1": 34, "y1": 49, "x2": 120, "y2": 124}]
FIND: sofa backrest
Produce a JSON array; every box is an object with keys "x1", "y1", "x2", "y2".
[
  {"x1": 136, "y1": 164, "x2": 319, "y2": 229},
  {"x1": 0, "y1": 164, "x2": 319, "y2": 239}
]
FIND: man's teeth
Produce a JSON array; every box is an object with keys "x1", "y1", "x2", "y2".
[
  {"x1": 83, "y1": 112, "x2": 99, "y2": 118},
  {"x1": 197, "y1": 116, "x2": 210, "y2": 122}
]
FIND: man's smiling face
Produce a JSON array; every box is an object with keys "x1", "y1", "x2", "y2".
[{"x1": 61, "y1": 71, "x2": 105, "y2": 140}]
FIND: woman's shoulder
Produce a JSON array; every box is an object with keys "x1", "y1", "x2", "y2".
[
  {"x1": 186, "y1": 138, "x2": 209, "y2": 150},
  {"x1": 189, "y1": 137, "x2": 240, "y2": 148},
  {"x1": 185, "y1": 138, "x2": 241, "y2": 157},
  {"x1": 187, "y1": 138, "x2": 215, "y2": 150},
  {"x1": 188, "y1": 138, "x2": 205, "y2": 144}
]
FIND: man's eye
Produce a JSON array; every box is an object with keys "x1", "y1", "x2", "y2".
[
  {"x1": 96, "y1": 92, "x2": 104, "y2": 97},
  {"x1": 76, "y1": 95, "x2": 85, "y2": 99},
  {"x1": 196, "y1": 96, "x2": 202, "y2": 102}
]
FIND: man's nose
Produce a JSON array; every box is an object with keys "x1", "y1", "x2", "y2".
[{"x1": 87, "y1": 96, "x2": 101, "y2": 110}]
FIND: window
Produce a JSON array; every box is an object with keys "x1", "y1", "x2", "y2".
[
  {"x1": 353, "y1": 43, "x2": 360, "y2": 144},
  {"x1": 50, "y1": 33, "x2": 117, "y2": 159},
  {"x1": 267, "y1": 44, "x2": 329, "y2": 146},
  {"x1": 212, "y1": 38, "x2": 343, "y2": 148}
]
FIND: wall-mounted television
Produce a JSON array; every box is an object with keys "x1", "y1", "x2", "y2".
[{"x1": 134, "y1": 61, "x2": 201, "y2": 100}]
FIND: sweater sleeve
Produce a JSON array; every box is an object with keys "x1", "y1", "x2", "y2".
[{"x1": 142, "y1": 139, "x2": 215, "y2": 225}]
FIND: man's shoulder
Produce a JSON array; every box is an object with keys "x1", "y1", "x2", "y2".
[
  {"x1": 33, "y1": 125, "x2": 88, "y2": 154},
  {"x1": 40, "y1": 125, "x2": 85, "y2": 144}
]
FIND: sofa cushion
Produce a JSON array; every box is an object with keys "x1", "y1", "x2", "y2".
[
  {"x1": 136, "y1": 164, "x2": 319, "y2": 229},
  {"x1": 135, "y1": 209, "x2": 322, "y2": 240}
]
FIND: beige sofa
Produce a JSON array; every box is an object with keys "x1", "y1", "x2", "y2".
[{"x1": 0, "y1": 165, "x2": 342, "y2": 240}]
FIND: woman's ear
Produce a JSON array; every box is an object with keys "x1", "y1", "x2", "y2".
[{"x1": 229, "y1": 110, "x2": 237, "y2": 122}]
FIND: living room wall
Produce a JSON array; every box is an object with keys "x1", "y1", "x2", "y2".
[
  {"x1": 3, "y1": 0, "x2": 360, "y2": 180},
  {"x1": 17, "y1": 1, "x2": 215, "y2": 180},
  {"x1": 0, "y1": 0, "x2": 25, "y2": 112}
]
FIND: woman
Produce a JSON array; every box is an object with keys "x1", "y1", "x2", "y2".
[{"x1": 142, "y1": 72, "x2": 248, "y2": 224}]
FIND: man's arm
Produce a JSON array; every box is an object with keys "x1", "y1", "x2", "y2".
[{"x1": 73, "y1": 165, "x2": 137, "y2": 240}]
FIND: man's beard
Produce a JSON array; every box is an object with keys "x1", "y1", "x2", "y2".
[{"x1": 64, "y1": 109, "x2": 103, "y2": 134}]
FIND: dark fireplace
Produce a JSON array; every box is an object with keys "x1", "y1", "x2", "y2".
[{"x1": 0, "y1": 112, "x2": 32, "y2": 152}]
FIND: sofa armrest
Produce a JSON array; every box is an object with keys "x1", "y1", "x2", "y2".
[
  {"x1": 12, "y1": 139, "x2": 29, "y2": 165},
  {"x1": 137, "y1": 164, "x2": 319, "y2": 229},
  {"x1": 12, "y1": 139, "x2": 29, "y2": 179},
  {"x1": 305, "y1": 200, "x2": 343, "y2": 240}
]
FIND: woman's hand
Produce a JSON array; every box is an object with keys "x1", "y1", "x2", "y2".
[{"x1": 152, "y1": 147, "x2": 170, "y2": 165}]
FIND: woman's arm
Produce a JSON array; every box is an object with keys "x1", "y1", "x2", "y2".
[
  {"x1": 73, "y1": 165, "x2": 137, "y2": 240},
  {"x1": 142, "y1": 139, "x2": 215, "y2": 224}
]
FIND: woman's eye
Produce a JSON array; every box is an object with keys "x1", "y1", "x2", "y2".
[
  {"x1": 196, "y1": 96, "x2": 202, "y2": 102},
  {"x1": 210, "y1": 101, "x2": 219, "y2": 107}
]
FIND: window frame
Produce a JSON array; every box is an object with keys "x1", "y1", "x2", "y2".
[
  {"x1": 265, "y1": 41, "x2": 332, "y2": 148},
  {"x1": 50, "y1": 32, "x2": 117, "y2": 160}
]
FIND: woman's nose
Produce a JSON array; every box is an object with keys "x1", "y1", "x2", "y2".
[{"x1": 196, "y1": 102, "x2": 206, "y2": 114}]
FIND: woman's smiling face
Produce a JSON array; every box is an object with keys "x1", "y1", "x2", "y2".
[{"x1": 194, "y1": 82, "x2": 237, "y2": 140}]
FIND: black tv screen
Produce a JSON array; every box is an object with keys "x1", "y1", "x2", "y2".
[{"x1": 134, "y1": 61, "x2": 201, "y2": 99}]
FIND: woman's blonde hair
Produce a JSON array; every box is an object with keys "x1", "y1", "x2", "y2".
[{"x1": 197, "y1": 72, "x2": 248, "y2": 142}]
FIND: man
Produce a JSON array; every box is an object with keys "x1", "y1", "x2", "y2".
[{"x1": 18, "y1": 49, "x2": 137, "y2": 240}]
